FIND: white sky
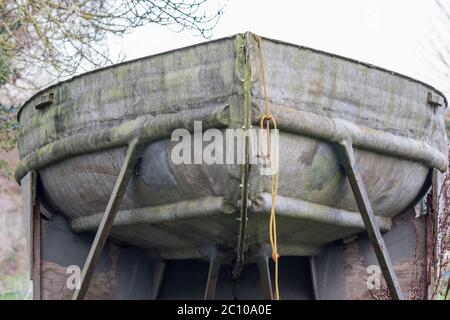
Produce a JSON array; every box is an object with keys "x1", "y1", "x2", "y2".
[{"x1": 110, "y1": 0, "x2": 449, "y2": 98}]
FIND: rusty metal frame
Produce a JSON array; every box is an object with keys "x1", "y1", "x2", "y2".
[
  {"x1": 72, "y1": 140, "x2": 141, "y2": 300},
  {"x1": 32, "y1": 199, "x2": 41, "y2": 300},
  {"x1": 21, "y1": 171, "x2": 42, "y2": 300},
  {"x1": 334, "y1": 140, "x2": 404, "y2": 300},
  {"x1": 30, "y1": 137, "x2": 406, "y2": 300}
]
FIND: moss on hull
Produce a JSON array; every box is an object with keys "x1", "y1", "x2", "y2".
[{"x1": 15, "y1": 32, "x2": 449, "y2": 264}]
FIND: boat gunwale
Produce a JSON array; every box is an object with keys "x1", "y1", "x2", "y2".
[{"x1": 17, "y1": 32, "x2": 448, "y2": 121}]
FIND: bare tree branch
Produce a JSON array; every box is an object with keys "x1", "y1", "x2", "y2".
[{"x1": 0, "y1": 0, "x2": 226, "y2": 100}]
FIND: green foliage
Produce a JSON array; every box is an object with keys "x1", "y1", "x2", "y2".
[
  {"x1": 0, "y1": 105, "x2": 18, "y2": 151},
  {"x1": 0, "y1": 159, "x2": 12, "y2": 177},
  {"x1": 0, "y1": 53, "x2": 10, "y2": 85},
  {"x1": 0, "y1": 274, "x2": 31, "y2": 300},
  {"x1": 0, "y1": 243, "x2": 31, "y2": 300}
]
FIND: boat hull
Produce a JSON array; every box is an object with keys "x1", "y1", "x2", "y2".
[{"x1": 17, "y1": 33, "x2": 448, "y2": 261}]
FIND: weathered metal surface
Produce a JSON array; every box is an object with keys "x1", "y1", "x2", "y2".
[
  {"x1": 335, "y1": 140, "x2": 403, "y2": 299},
  {"x1": 32, "y1": 90, "x2": 55, "y2": 111},
  {"x1": 20, "y1": 171, "x2": 36, "y2": 279},
  {"x1": 234, "y1": 32, "x2": 252, "y2": 279},
  {"x1": 314, "y1": 206, "x2": 428, "y2": 299},
  {"x1": 16, "y1": 32, "x2": 448, "y2": 295},
  {"x1": 15, "y1": 105, "x2": 230, "y2": 181},
  {"x1": 427, "y1": 92, "x2": 444, "y2": 107},
  {"x1": 32, "y1": 198, "x2": 41, "y2": 299},
  {"x1": 73, "y1": 140, "x2": 141, "y2": 300},
  {"x1": 250, "y1": 192, "x2": 392, "y2": 231},
  {"x1": 40, "y1": 215, "x2": 151, "y2": 300},
  {"x1": 20, "y1": 171, "x2": 42, "y2": 299},
  {"x1": 38, "y1": 214, "x2": 315, "y2": 299},
  {"x1": 70, "y1": 196, "x2": 233, "y2": 232},
  {"x1": 37, "y1": 206, "x2": 427, "y2": 299}
]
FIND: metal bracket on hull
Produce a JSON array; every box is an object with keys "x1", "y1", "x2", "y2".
[
  {"x1": 72, "y1": 140, "x2": 141, "y2": 300},
  {"x1": 334, "y1": 140, "x2": 404, "y2": 300}
]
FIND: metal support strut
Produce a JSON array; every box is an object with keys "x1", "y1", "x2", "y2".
[
  {"x1": 256, "y1": 256, "x2": 273, "y2": 300},
  {"x1": 335, "y1": 140, "x2": 404, "y2": 300},
  {"x1": 22, "y1": 171, "x2": 41, "y2": 300},
  {"x1": 152, "y1": 260, "x2": 167, "y2": 300},
  {"x1": 72, "y1": 140, "x2": 141, "y2": 300},
  {"x1": 204, "y1": 251, "x2": 223, "y2": 300},
  {"x1": 309, "y1": 256, "x2": 319, "y2": 300}
]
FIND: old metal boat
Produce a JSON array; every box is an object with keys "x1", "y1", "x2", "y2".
[{"x1": 16, "y1": 32, "x2": 448, "y2": 300}]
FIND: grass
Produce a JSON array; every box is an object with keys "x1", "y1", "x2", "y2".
[{"x1": 0, "y1": 274, "x2": 31, "y2": 300}]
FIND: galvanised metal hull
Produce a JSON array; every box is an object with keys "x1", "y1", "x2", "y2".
[{"x1": 17, "y1": 33, "x2": 448, "y2": 264}]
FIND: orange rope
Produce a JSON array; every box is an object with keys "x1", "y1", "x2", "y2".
[{"x1": 256, "y1": 35, "x2": 280, "y2": 300}]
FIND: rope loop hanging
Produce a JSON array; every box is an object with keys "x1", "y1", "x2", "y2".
[{"x1": 256, "y1": 35, "x2": 280, "y2": 301}]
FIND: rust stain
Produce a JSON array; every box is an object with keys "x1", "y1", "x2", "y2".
[
  {"x1": 343, "y1": 240, "x2": 372, "y2": 300},
  {"x1": 343, "y1": 208, "x2": 428, "y2": 300},
  {"x1": 41, "y1": 258, "x2": 118, "y2": 300}
]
